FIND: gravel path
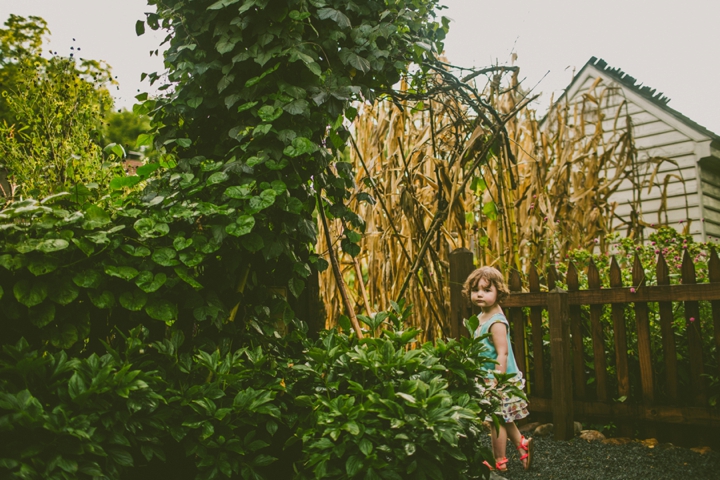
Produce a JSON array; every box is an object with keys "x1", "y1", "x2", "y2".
[{"x1": 479, "y1": 435, "x2": 720, "y2": 480}]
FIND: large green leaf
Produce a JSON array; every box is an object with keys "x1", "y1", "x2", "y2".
[
  {"x1": 49, "y1": 280, "x2": 80, "y2": 305},
  {"x1": 73, "y1": 270, "x2": 103, "y2": 288},
  {"x1": 13, "y1": 280, "x2": 48, "y2": 307},
  {"x1": 207, "y1": 172, "x2": 229, "y2": 185},
  {"x1": 224, "y1": 184, "x2": 255, "y2": 199},
  {"x1": 83, "y1": 205, "x2": 112, "y2": 229},
  {"x1": 135, "y1": 271, "x2": 167, "y2": 293},
  {"x1": 179, "y1": 250, "x2": 204, "y2": 267},
  {"x1": 27, "y1": 256, "x2": 60, "y2": 276},
  {"x1": 249, "y1": 190, "x2": 277, "y2": 211},
  {"x1": 145, "y1": 299, "x2": 178, "y2": 325},
  {"x1": 174, "y1": 267, "x2": 203, "y2": 289},
  {"x1": 50, "y1": 324, "x2": 78, "y2": 349},
  {"x1": 0, "y1": 254, "x2": 23, "y2": 271},
  {"x1": 88, "y1": 290, "x2": 115, "y2": 309},
  {"x1": 258, "y1": 105, "x2": 283, "y2": 123},
  {"x1": 36, "y1": 238, "x2": 70, "y2": 253},
  {"x1": 110, "y1": 175, "x2": 142, "y2": 190},
  {"x1": 152, "y1": 247, "x2": 179, "y2": 267},
  {"x1": 72, "y1": 238, "x2": 96, "y2": 256},
  {"x1": 317, "y1": 8, "x2": 352, "y2": 29},
  {"x1": 283, "y1": 137, "x2": 317, "y2": 157},
  {"x1": 119, "y1": 289, "x2": 148, "y2": 311},
  {"x1": 225, "y1": 215, "x2": 255, "y2": 237},
  {"x1": 29, "y1": 302, "x2": 55, "y2": 327},
  {"x1": 104, "y1": 265, "x2": 139, "y2": 280}
]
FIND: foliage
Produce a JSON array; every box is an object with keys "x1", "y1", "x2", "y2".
[
  {"x1": 0, "y1": 1, "x2": 505, "y2": 479},
  {"x1": 0, "y1": 15, "x2": 49, "y2": 127},
  {"x1": 293, "y1": 302, "x2": 500, "y2": 479},
  {"x1": 0, "y1": 15, "x2": 121, "y2": 199},
  {"x1": 103, "y1": 109, "x2": 152, "y2": 154},
  {"x1": 0, "y1": 307, "x2": 501, "y2": 479}
]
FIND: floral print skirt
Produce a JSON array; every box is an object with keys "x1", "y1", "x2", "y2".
[{"x1": 485, "y1": 373, "x2": 530, "y2": 423}]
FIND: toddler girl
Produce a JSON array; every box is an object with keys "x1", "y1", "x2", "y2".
[{"x1": 463, "y1": 266, "x2": 534, "y2": 472}]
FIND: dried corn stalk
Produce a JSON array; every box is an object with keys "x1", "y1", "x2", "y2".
[{"x1": 317, "y1": 67, "x2": 667, "y2": 340}]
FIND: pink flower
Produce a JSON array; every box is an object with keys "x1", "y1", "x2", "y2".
[
  {"x1": 655, "y1": 250, "x2": 660, "y2": 254},
  {"x1": 689, "y1": 317, "x2": 696, "y2": 323},
  {"x1": 630, "y1": 287, "x2": 636, "y2": 293},
  {"x1": 679, "y1": 220, "x2": 684, "y2": 223},
  {"x1": 544, "y1": 217, "x2": 548, "y2": 222},
  {"x1": 651, "y1": 241, "x2": 656, "y2": 246}
]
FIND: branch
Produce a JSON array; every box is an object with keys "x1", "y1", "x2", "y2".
[{"x1": 317, "y1": 190, "x2": 364, "y2": 339}]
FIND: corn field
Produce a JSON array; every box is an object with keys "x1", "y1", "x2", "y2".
[{"x1": 317, "y1": 66, "x2": 674, "y2": 340}]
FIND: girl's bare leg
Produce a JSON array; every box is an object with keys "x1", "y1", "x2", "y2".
[
  {"x1": 505, "y1": 421, "x2": 523, "y2": 447},
  {"x1": 490, "y1": 423, "x2": 507, "y2": 461},
  {"x1": 505, "y1": 421, "x2": 530, "y2": 468}
]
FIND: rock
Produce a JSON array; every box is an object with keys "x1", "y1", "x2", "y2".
[
  {"x1": 519, "y1": 421, "x2": 540, "y2": 434},
  {"x1": 691, "y1": 446, "x2": 712, "y2": 455},
  {"x1": 574, "y1": 421, "x2": 583, "y2": 435},
  {"x1": 579, "y1": 430, "x2": 606, "y2": 442},
  {"x1": 640, "y1": 438, "x2": 659, "y2": 448},
  {"x1": 602, "y1": 437, "x2": 633, "y2": 445},
  {"x1": 489, "y1": 472, "x2": 508, "y2": 480},
  {"x1": 533, "y1": 423, "x2": 554, "y2": 437}
]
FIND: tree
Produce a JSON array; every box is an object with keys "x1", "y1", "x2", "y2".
[{"x1": 0, "y1": 15, "x2": 120, "y2": 198}]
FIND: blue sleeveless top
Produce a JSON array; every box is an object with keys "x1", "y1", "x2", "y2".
[{"x1": 473, "y1": 312, "x2": 520, "y2": 377}]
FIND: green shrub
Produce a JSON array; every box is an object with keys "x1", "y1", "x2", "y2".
[{"x1": 1, "y1": 306, "x2": 500, "y2": 479}]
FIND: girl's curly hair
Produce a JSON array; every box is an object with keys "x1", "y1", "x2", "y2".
[{"x1": 462, "y1": 266, "x2": 510, "y2": 305}]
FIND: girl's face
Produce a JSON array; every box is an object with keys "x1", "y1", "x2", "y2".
[{"x1": 470, "y1": 278, "x2": 498, "y2": 309}]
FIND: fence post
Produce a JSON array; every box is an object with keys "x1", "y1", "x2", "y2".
[
  {"x1": 548, "y1": 287, "x2": 574, "y2": 441},
  {"x1": 449, "y1": 248, "x2": 474, "y2": 339}
]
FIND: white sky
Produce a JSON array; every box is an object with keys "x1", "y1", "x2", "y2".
[{"x1": 1, "y1": 0, "x2": 719, "y2": 134}]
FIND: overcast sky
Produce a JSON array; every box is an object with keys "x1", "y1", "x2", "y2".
[{"x1": 1, "y1": 0, "x2": 719, "y2": 134}]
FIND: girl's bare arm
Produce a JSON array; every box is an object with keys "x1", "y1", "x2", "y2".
[{"x1": 490, "y1": 322, "x2": 509, "y2": 374}]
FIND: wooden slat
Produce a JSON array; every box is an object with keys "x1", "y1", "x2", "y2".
[
  {"x1": 501, "y1": 282, "x2": 720, "y2": 307},
  {"x1": 610, "y1": 257, "x2": 630, "y2": 399},
  {"x1": 587, "y1": 260, "x2": 608, "y2": 401},
  {"x1": 566, "y1": 262, "x2": 586, "y2": 399},
  {"x1": 682, "y1": 250, "x2": 706, "y2": 405},
  {"x1": 529, "y1": 264, "x2": 546, "y2": 397},
  {"x1": 656, "y1": 252, "x2": 678, "y2": 401},
  {"x1": 548, "y1": 288, "x2": 574, "y2": 440},
  {"x1": 632, "y1": 253, "x2": 655, "y2": 404},
  {"x1": 449, "y1": 248, "x2": 474, "y2": 339},
  {"x1": 508, "y1": 269, "x2": 526, "y2": 379},
  {"x1": 547, "y1": 264, "x2": 559, "y2": 291},
  {"x1": 527, "y1": 397, "x2": 720, "y2": 427},
  {"x1": 710, "y1": 248, "x2": 720, "y2": 378}
]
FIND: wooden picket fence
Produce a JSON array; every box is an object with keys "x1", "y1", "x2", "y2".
[{"x1": 449, "y1": 248, "x2": 720, "y2": 440}]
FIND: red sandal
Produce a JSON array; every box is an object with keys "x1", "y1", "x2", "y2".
[
  {"x1": 482, "y1": 457, "x2": 508, "y2": 472},
  {"x1": 517, "y1": 436, "x2": 534, "y2": 470}
]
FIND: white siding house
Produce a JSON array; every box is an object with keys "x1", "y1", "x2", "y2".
[{"x1": 550, "y1": 57, "x2": 720, "y2": 241}]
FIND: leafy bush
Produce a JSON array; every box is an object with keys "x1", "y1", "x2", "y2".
[
  {"x1": 0, "y1": 1, "x2": 504, "y2": 478},
  {"x1": 1, "y1": 305, "x2": 500, "y2": 479},
  {"x1": 0, "y1": 15, "x2": 120, "y2": 199}
]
